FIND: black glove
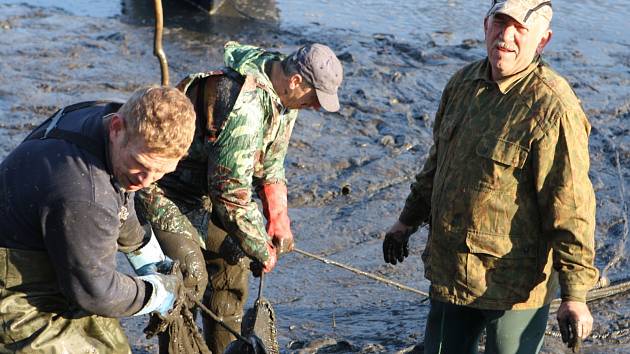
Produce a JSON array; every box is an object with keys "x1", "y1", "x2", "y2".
[
  {"x1": 383, "y1": 230, "x2": 413, "y2": 265},
  {"x1": 155, "y1": 229, "x2": 208, "y2": 301},
  {"x1": 250, "y1": 260, "x2": 263, "y2": 278}
]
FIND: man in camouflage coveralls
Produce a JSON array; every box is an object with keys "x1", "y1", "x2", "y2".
[
  {"x1": 136, "y1": 41, "x2": 343, "y2": 352},
  {"x1": 382, "y1": 1, "x2": 598, "y2": 353}
]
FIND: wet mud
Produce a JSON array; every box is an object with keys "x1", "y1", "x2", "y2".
[{"x1": 0, "y1": 0, "x2": 628, "y2": 353}]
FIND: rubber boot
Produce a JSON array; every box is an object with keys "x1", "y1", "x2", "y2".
[{"x1": 202, "y1": 219, "x2": 250, "y2": 354}]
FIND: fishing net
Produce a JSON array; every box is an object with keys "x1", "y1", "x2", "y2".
[
  {"x1": 224, "y1": 274, "x2": 278, "y2": 354},
  {"x1": 143, "y1": 269, "x2": 211, "y2": 354},
  {"x1": 241, "y1": 296, "x2": 279, "y2": 354}
]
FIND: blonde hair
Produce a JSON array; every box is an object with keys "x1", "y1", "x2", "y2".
[{"x1": 118, "y1": 86, "x2": 196, "y2": 158}]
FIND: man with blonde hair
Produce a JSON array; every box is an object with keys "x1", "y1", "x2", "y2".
[
  {"x1": 0, "y1": 86, "x2": 196, "y2": 352},
  {"x1": 383, "y1": 1, "x2": 597, "y2": 353}
]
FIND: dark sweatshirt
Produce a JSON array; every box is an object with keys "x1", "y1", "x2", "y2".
[{"x1": 0, "y1": 102, "x2": 148, "y2": 317}]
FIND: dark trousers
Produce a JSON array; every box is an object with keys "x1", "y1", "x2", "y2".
[{"x1": 424, "y1": 300, "x2": 549, "y2": 354}]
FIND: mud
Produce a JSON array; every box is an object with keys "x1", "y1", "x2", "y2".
[{"x1": 0, "y1": 0, "x2": 628, "y2": 353}]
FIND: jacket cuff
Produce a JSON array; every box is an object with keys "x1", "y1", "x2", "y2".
[
  {"x1": 125, "y1": 228, "x2": 166, "y2": 272},
  {"x1": 239, "y1": 235, "x2": 270, "y2": 263},
  {"x1": 560, "y1": 285, "x2": 589, "y2": 303},
  {"x1": 399, "y1": 206, "x2": 427, "y2": 227}
]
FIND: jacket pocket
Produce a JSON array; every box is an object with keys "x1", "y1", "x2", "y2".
[
  {"x1": 476, "y1": 136, "x2": 529, "y2": 168},
  {"x1": 473, "y1": 135, "x2": 529, "y2": 192},
  {"x1": 464, "y1": 231, "x2": 540, "y2": 304},
  {"x1": 466, "y1": 231, "x2": 536, "y2": 258}
]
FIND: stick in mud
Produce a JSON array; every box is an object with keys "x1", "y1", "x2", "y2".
[{"x1": 153, "y1": 0, "x2": 169, "y2": 86}]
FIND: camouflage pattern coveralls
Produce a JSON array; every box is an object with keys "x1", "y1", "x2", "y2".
[
  {"x1": 399, "y1": 56, "x2": 598, "y2": 309},
  {"x1": 136, "y1": 41, "x2": 297, "y2": 351}
]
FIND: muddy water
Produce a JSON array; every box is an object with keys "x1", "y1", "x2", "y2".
[{"x1": 0, "y1": 0, "x2": 628, "y2": 353}]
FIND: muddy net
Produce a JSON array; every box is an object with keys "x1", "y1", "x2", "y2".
[
  {"x1": 144, "y1": 281, "x2": 212, "y2": 354},
  {"x1": 240, "y1": 296, "x2": 279, "y2": 354},
  {"x1": 145, "y1": 272, "x2": 278, "y2": 354}
]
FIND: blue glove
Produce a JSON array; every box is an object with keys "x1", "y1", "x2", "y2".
[
  {"x1": 126, "y1": 228, "x2": 172, "y2": 276},
  {"x1": 134, "y1": 273, "x2": 181, "y2": 316}
]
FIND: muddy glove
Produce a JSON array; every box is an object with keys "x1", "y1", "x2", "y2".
[
  {"x1": 134, "y1": 263, "x2": 183, "y2": 317},
  {"x1": 154, "y1": 229, "x2": 208, "y2": 301},
  {"x1": 258, "y1": 183, "x2": 294, "y2": 256},
  {"x1": 383, "y1": 222, "x2": 418, "y2": 265},
  {"x1": 126, "y1": 226, "x2": 173, "y2": 276},
  {"x1": 251, "y1": 242, "x2": 277, "y2": 277},
  {"x1": 557, "y1": 301, "x2": 593, "y2": 353}
]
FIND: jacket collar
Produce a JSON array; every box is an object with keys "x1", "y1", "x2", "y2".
[{"x1": 470, "y1": 55, "x2": 541, "y2": 94}]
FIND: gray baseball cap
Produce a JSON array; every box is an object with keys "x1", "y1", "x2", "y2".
[
  {"x1": 487, "y1": 0, "x2": 553, "y2": 27},
  {"x1": 288, "y1": 43, "x2": 343, "y2": 112}
]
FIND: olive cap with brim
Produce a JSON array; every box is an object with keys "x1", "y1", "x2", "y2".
[
  {"x1": 288, "y1": 43, "x2": 343, "y2": 112},
  {"x1": 487, "y1": 0, "x2": 553, "y2": 27}
]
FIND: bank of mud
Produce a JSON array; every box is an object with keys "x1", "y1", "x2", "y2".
[{"x1": 0, "y1": 1, "x2": 628, "y2": 353}]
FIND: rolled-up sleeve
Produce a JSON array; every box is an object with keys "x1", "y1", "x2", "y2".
[{"x1": 255, "y1": 110, "x2": 297, "y2": 188}]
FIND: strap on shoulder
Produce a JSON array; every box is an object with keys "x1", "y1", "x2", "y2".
[{"x1": 26, "y1": 101, "x2": 120, "y2": 160}]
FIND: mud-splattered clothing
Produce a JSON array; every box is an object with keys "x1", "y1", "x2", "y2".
[
  {"x1": 139, "y1": 41, "x2": 297, "y2": 263},
  {"x1": 135, "y1": 41, "x2": 298, "y2": 353},
  {"x1": 399, "y1": 57, "x2": 598, "y2": 310},
  {"x1": 0, "y1": 103, "x2": 149, "y2": 352}
]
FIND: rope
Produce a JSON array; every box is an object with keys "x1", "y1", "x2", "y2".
[
  {"x1": 294, "y1": 248, "x2": 630, "y2": 343},
  {"x1": 294, "y1": 247, "x2": 630, "y2": 305},
  {"x1": 192, "y1": 298, "x2": 254, "y2": 346},
  {"x1": 549, "y1": 278, "x2": 630, "y2": 313},
  {"x1": 293, "y1": 247, "x2": 429, "y2": 298},
  {"x1": 546, "y1": 326, "x2": 630, "y2": 341}
]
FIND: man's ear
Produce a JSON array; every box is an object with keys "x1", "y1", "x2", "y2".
[
  {"x1": 537, "y1": 29, "x2": 553, "y2": 54},
  {"x1": 288, "y1": 74, "x2": 304, "y2": 89},
  {"x1": 108, "y1": 113, "x2": 125, "y2": 140}
]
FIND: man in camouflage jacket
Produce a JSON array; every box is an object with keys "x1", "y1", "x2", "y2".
[
  {"x1": 382, "y1": 1, "x2": 598, "y2": 353},
  {"x1": 136, "y1": 41, "x2": 343, "y2": 352}
]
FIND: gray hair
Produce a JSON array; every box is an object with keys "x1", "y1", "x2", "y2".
[{"x1": 280, "y1": 55, "x2": 300, "y2": 76}]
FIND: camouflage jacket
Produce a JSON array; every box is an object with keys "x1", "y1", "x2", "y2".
[
  {"x1": 159, "y1": 42, "x2": 297, "y2": 262},
  {"x1": 399, "y1": 57, "x2": 598, "y2": 309}
]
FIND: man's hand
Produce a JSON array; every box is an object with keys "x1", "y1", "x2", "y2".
[
  {"x1": 383, "y1": 221, "x2": 417, "y2": 265},
  {"x1": 135, "y1": 262, "x2": 184, "y2": 317},
  {"x1": 259, "y1": 183, "x2": 294, "y2": 256},
  {"x1": 263, "y1": 242, "x2": 277, "y2": 273},
  {"x1": 557, "y1": 300, "x2": 593, "y2": 352},
  {"x1": 136, "y1": 257, "x2": 174, "y2": 276},
  {"x1": 251, "y1": 242, "x2": 277, "y2": 277},
  {"x1": 127, "y1": 226, "x2": 172, "y2": 276}
]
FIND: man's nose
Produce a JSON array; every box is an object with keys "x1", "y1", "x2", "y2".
[
  {"x1": 499, "y1": 24, "x2": 516, "y2": 42},
  {"x1": 138, "y1": 171, "x2": 159, "y2": 188}
]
